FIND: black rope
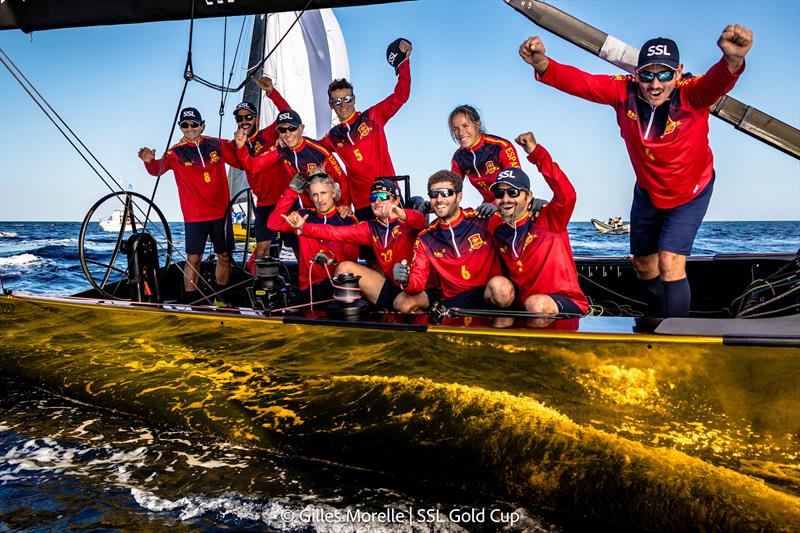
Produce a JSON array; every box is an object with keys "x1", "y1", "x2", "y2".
[
  {"x1": 218, "y1": 16, "x2": 228, "y2": 137},
  {"x1": 220, "y1": 16, "x2": 250, "y2": 115}
]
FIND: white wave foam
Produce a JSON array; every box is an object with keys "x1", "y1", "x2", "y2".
[
  {"x1": 175, "y1": 451, "x2": 249, "y2": 469},
  {"x1": 0, "y1": 231, "x2": 19, "y2": 238},
  {"x1": 0, "y1": 253, "x2": 42, "y2": 268}
]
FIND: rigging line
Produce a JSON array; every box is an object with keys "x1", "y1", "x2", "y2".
[
  {"x1": 221, "y1": 16, "x2": 249, "y2": 115},
  {"x1": 235, "y1": 1, "x2": 314, "y2": 92},
  {"x1": 218, "y1": 16, "x2": 228, "y2": 137},
  {"x1": 0, "y1": 52, "x2": 120, "y2": 197},
  {"x1": 577, "y1": 271, "x2": 646, "y2": 306},
  {"x1": 736, "y1": 284, "x2": 800, "y2": 317},
  {"x1": 0, "y1": 48, "x2": 126, "y2": 196}
]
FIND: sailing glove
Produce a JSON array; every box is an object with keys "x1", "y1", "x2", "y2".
[
  {"x1": 407, "y1": 196, "x2": 431, "y2": 214},
  {"x1": 476, "y1": 202, "x2": 498, "y2": 218},
  {"x1": 289, "y1": 173, "x2": 309, "y2": 194},
  {"x1": 392, "y1": 261, "x2": 410, "y2": 286}
]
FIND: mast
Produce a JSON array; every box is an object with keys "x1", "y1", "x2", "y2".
[{"x1": 506, "y1": 0, "x2": 800, "y2": 160}]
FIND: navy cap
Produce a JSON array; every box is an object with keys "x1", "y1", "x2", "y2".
[
  {"x1": 371, "y1": 177, "x2": 401, "y2": 197},
  {"x1": 233, "y1": 102, "x2": 257, "y2": 116},
  {"x1": 490, "y1": 167, "x2": 530, "y2": 191},
  {"x1": 179, "y1": 107, "x2": 203, "y2": 124},
  {"x1": 637, "y1": 38, "x2": 680, "y2": 71},
  {"x1": 276, "y1": 109, "x2": 302, "y2": 128},
  {"x1": 386, "y1": 38, "x2": 410, "y2": 73}
]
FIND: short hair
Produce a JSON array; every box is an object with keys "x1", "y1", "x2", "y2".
[
  {"x1": 427, "y1": 170, "x2": 463, "y2": 192},
  {"x1": 327, "y1": 78, "x2": 354, "y2": 98},
  {"x1": 448, "y1": 104, "x2": 484, "y2": 143},
  {"x1": 308, "y1": 172, "x2": 342, "y2": 201}
]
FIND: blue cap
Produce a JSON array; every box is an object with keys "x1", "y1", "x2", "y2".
[
  {"x1": 276, "y1": 109, "x2": 302, "y2": 128},
  {"x1": 371, "y1": 177, "x2": 401, "y2": 197},
  {"x1": 637, "y1": 38, "x2": 680, "y2": 71},
  {"x1": 386, "y1": 38, "x2": 410, "y2": 72},
  {"x1": 179, "y1": 107, "x2": 203, "y2": 124},
  {"x1": 233, "y1": 102, "x2": 257, "y2": 116},
  {"x1": 490, "y1": 167, "x2": 530, "y2": 191}
]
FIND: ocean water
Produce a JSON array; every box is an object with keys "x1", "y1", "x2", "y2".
[{"x1": 0, "y1": 220, "x2": 799, "y2": 531}]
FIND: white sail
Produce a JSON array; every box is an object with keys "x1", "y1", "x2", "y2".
[{"x1": 261, "y1": 9, "x2": 350, "y2": 139}]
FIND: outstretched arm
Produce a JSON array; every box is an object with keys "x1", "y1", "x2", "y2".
[
  {"x1": 373, "y1": 47, "x2": 412, "y2": 125},
  {"x1": 718, "y1": 24, "x2": 753, "y2": 74},
  {"x1": 519, "y1": 35, "x2": 550, "y2": 75}
]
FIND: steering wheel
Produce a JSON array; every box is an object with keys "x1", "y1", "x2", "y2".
[
  {"x1": 224, "y1": 187, "x2": 257, "y2": 270},
  {"x1": 78, "y1": 191, "x2": 172, "y2": 299}
]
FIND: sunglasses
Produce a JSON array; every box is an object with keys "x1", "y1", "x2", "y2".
[
  {"x1": 235, "y1": 114, "x2": 255, "y2": 123},
  {"x1": 427, "y1": 188, "x2": 457, "y2": 199},
  {"x1": 637, "y1": 69, "x2": 675, "y2": 83},
  {"x1": 277, "y1": 125, "x2": 299, "y2": 134},
  {"x1": 369, "y1": 191, "x2": 394, "y2": 203},
  {"x1": 329, "y1": 95, "x2": 354, "y2": 106},
  {"x1": 492, "y1": 187, "x2": 524, "y2": 199},
  {"x1": 179, "y1": 121, "x2": 201, "y2": 129}
]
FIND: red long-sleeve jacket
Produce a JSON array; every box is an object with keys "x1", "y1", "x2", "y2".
[
  {"x1": 451, "y1": 133, "x2": 521, "y2": 203},
  {"x1": 488, "y1": 145, "x2": 588, "y2": 312},
  {"x1": 143, "y1": 136, "x2": 237, "y2": 222},
  {"x1": 321, "y1": 61, "x2": 411, "y2": 210},
  {"x1": 237, "y1": 138, "x2": 349, "y2": 208},
  {"x1": 267, "y1": 189, "x2": 359, "y2": 290},
  {"x1": 235, "y1": 89, "x2": 293, "y2": 207},
  {"x1": 405, "y1": 208, "x2": 500, "y2": 298},
  {"x1": 537, "y1": 58, "x2": 742, "y2": 208},
  {"x1": 299, "y1": 208, "x2": 427, "y2": 287}
]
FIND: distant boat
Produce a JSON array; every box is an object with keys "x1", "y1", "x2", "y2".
[
  {"x1": 99, "y1": 206, "x2": 135, "y2": 232},
  {"x1": 592, "y1": 217, "x2": 630, "y2": 235}
]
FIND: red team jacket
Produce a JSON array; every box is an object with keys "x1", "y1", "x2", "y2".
[
  {"x1": 267, "y1": 189, "x2": 359, "y2": 290},
  {"x1": 236, "y1": 138, "x2": 350, "y2": 209},
  {"x1": 299, "y1": 208, "x2": 427, "y2": 287},
  {"x1": 537, "y1": 58, "x2": 742, "y2": 209},
  {"x1": 488, "y1": 145, "x2": 588, "y2": 312},
  {"x1": 143, "y1": 136, "x2": 238, "y2": 222},
  {"x1": 321, "y1": 60, "x2": 411, "y2": 210},
  {"x1": 405, "y1": 208, "x2": 501, "y2": 299},
  {"x1": 451, "y1": 134, "x2": 521, "y2": 203},
  {"x1": 235, "y1": 89, "x2": 292, "y2": 207}
]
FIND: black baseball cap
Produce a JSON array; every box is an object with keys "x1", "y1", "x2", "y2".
[
  {"x1": 179, "y1": 107, "x2": 203, "y2": 124},
  {"x1": 490, "y1": 167, "x2": 530, "y2": 191},
  {"x1": 233, "y1": 102, "x2": 257, "y2": 115},
  {"x1": 276, "y1": 110, "x2": 302, "y2": 128},
  {"x1": 386, "y1": 38, "x2": 410, "y2": 73},
  {"x1": 637, "y1": 38, "x2": 680, "y2": 71},
  {"x1": 371, "y1": 178, "x2": 401, "y2": 197}
]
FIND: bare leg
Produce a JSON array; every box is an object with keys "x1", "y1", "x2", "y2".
[
  {"x1": 215, "y1": 251, "x2": 231, "y2": 286},
  {"x1": 523, "y1": 293, "x2": 559, "y2": 328},
  {"x1": 485, "y1": 276, "x2": 515, "y2": 307},
  {"x1": 394, "y1": 291, "x2": 430, "y2": 313},
  {"x1": 254, "y1": 241, "x2": 271, "y2": 259},
  {"x1": 184, "y1": 254, "x2": 202, "y2": 292}
]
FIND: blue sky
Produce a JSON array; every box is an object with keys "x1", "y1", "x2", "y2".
[{"x1": 1, "y1": 0, "x2": 798, "y2": 221}]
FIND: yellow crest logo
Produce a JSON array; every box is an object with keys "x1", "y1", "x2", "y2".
[
  {"x1": 358, "y1": 123, "x2": 371, "y2": 138},
  {"x1": 306, "y1": 163, "x2": 317, "y2": 173},
  {"x1": 392, "y1": 226, "x2": 401, "y2": 238},
  {"x1": 254, "y1": 142, "x2": 263, "y2": 154},
  {"x1": 485, "y1": 160, "x2": 497, "y2": 174},
  {"x1": 468, "y1": 233, "x2": 485, "y2": 251},
  {"x1": 209, "y1": 151, "x2": 220, "y2": 163},
  {"x1": 661, "y1": 118, "x2": 681, "y2": 137}
]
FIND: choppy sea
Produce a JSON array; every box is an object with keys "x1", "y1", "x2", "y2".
[{"x1": 0, "y1": 220, "x2": 798, "y2": 531}]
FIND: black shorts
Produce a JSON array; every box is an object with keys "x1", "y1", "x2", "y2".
[
  {"x1": 374, "y1": 280, "x2": 403, "y2": 310},
  {"x1": 630, "y1": 176, "x2": 714, "y2": 257},
  {"x1": 184, "y1": 217, "x2": 233, "y2": 255},
  {"x1": 253, "y1": 204, "x2": 278, "y2": 243},
  {"x1": 548, "y1": 293, "x2": 585, "y2": 315},
  {"x1": 440, "y1": 285, "x2": 487, "y2": 310},
  {"x1": 354, "y1": 206, "x2": 377, "y2": 261}
]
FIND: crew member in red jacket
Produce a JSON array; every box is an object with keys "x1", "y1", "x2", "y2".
[
  {"x1": 321, "y1": 38, "x2": 412, "y2": 224},
  {"x1": 267, "y1": 173, "x2": 359, "y2": 306},
  {"x1": 138, "y1": 107, "x2": 239, "y2": 305},
  {"x1": 449, "y1": 104, "x2": 521, "y2": 208},
  {"x1": 392, "y1": 171, "x2": 510, "y2": 313},
  {"x1": 488, "y1": 133, "x2": 589, "y2": 327},
  {"x1": 281, "y1": 178, "x2": 428, "y2": 310},
  {"x1": 231, "y1": 77, "x2": 292, "y2": 259},
  {"x1": 519, "y1": 26, "x2": 753, "y2": 317}
]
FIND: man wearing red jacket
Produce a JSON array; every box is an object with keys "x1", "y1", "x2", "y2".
[
  {"x1": 281, "y1": 178, "x2": 428, "y2": 310},
  {"x1": 519, "y1": 26, "x2": 753, "y2": 317},
  {"x1": 320, "y1": 38, "x2": 412, "y2": 224},
  {"x1": 267, "y1": 173, "x2": 359, "y2": 306},
  {"x1": 392, "y1": 171, "x2": 510, "y2": 313},
  {"x1": 231, "y1": 77, "x2": 292, "y2": 259},
  {"x1": 138, "y1": 107, "x2": 239, "y2": 305},
  {"x1": 488, "y1": 133, "x2": 589, "y2": 324}
]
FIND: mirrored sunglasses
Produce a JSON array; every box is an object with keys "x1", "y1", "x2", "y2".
[
  {"x1": 427, "y1": 188, "x2": 457, "y2": 199},
  {"x1": 277, "y1": 125, "x2": 299, "y2": 134},
  {"x1": 235, "y1": 114, "x2": 256, "y2": 123},
  {"x1": 637, "y1": 69, "x2": 675, "y2": 83},
  {"x1": 179, "y1": 121, "x2": 201, "y2": 129},
  {"x1": 329, "y1": 95, "x2": 354, "y2": 106},
  {"x1": 369, "y1": 191, "x2": 394, "y2": 203},
  {"x1": 492, "y1": 187, "x2": 523, "y2": 199}
]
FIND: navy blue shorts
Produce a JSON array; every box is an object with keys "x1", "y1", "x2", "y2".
[
  {"x1": 440, "y1": 285, "x2": 488, "y2": 309},
  {"x1": 374, "y1": 280, "x2": 402, "y2": 310},
  {"x1": 184, "y1": 217, "x2": 233, "y2": 255},
  {"x1": 354, "y1": 206, "x2": 377, "y2": 261},
  {"x1": 253, "y1": 204, "x2": 278, "y2": 243},
  {"x1": 630, "y1": 177, "x2": 714, "y2": 257},
  {"x1": 548, "y1": 294, "x2": 585, "y2": 315}
]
